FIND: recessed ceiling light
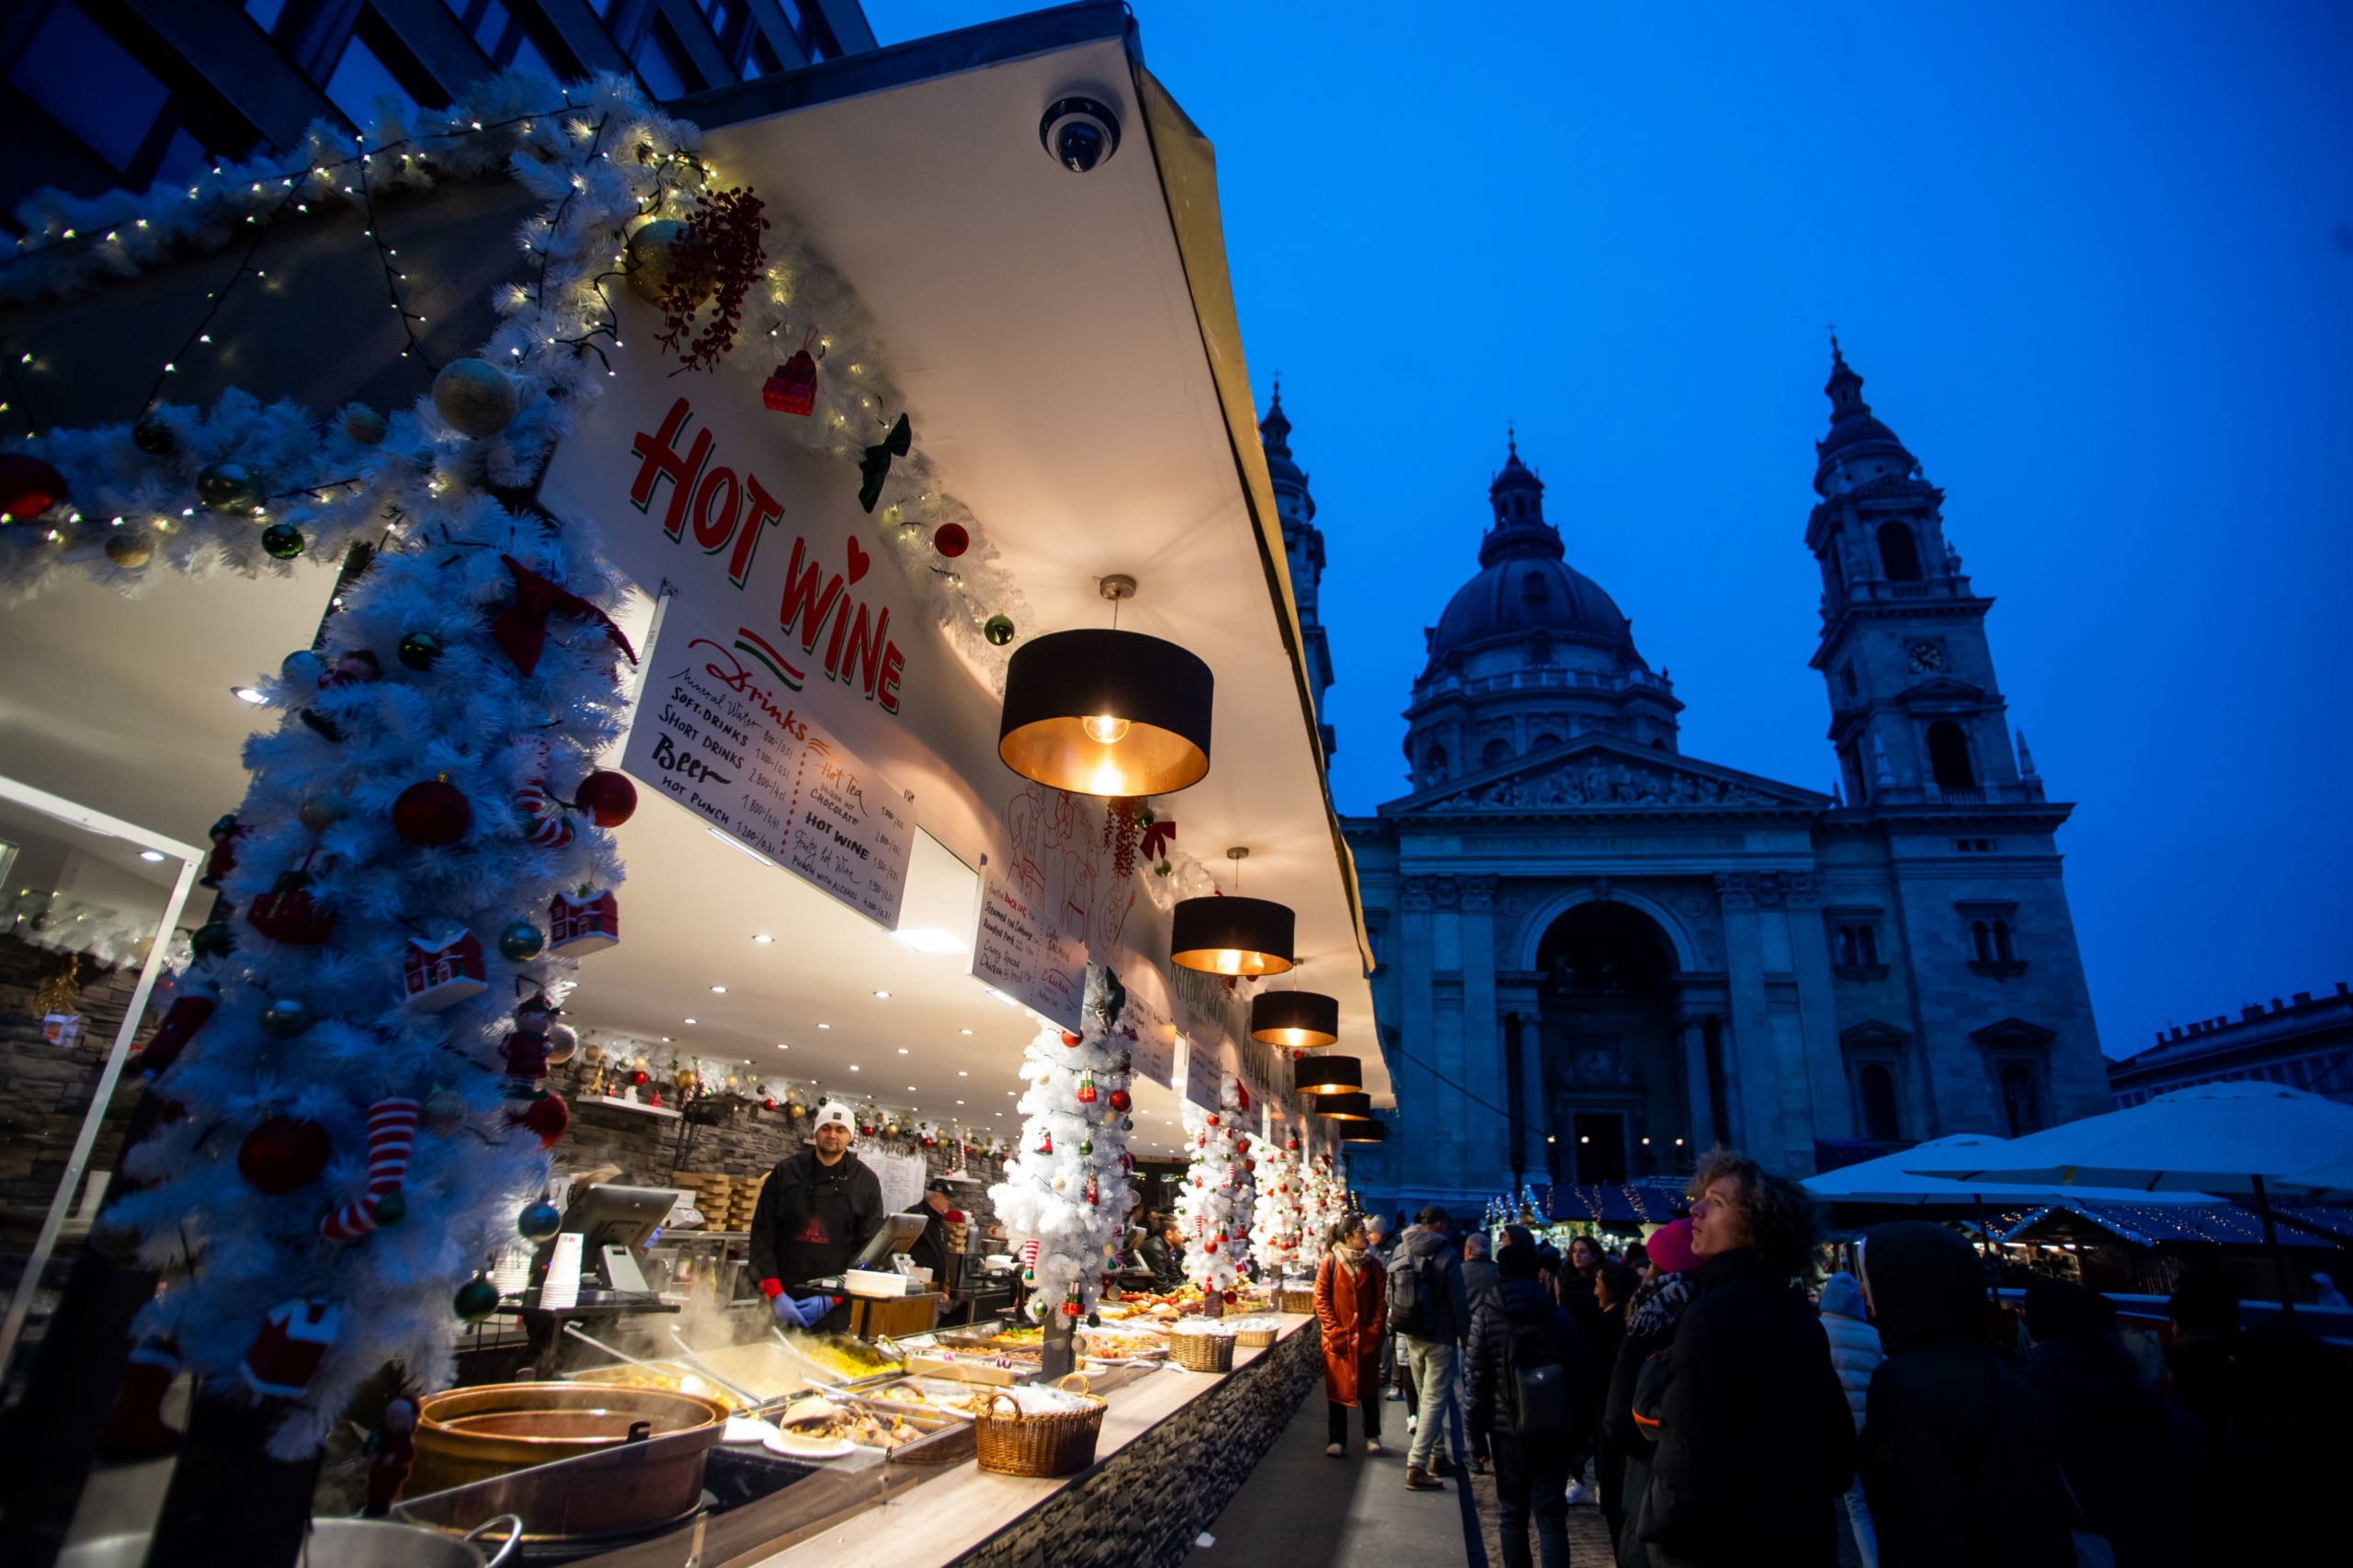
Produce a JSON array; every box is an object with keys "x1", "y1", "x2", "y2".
[
  {"x1": 897, "y1": 1047, "x2": 908, "y2": 1054},
  {"x1": 231, "y1": 686, "x2": 268, "y2": 704},
  {"x1": 661, "y1": 1037, "x2": 672, "y2": 1043},
  {"x1": 710, "y1": 985, "x2": 727, "y2": 994},
  {"x1": 818, "y1": 1023, "x2": 831, "y2": 1029},
  {"x1": 754, "y1": 933, "x2": 774, "y2": 943},
  {"x1": 776, "y1": 1044, "x2": 789, "y2": 1051},
  {"x1": 960, "y1": 1028, "x2": 974, "y2": 1036},
  {"x1": 956, "y1": 1099, "x2": 965, "y2": 1105},
  {"x1": 1006, "y1": 1090, "x2": 1015, "y2": 1096},
  {"x1": 958, "y1": 1070, "x2": 968, "y2": 1077},
  {"x1": 683, "y1": 1018, "x2": 697, "y2": 1025},
  {"x1": 138, "y1": 850, "x2": 166, "y2": 863},
  {"x1": 907, "y1": 1085, "x2": 916, "y2": 1091},
  {"x1": 849, "y1": 1064, "x2": 859, "y2": 1072},
  {"x1": 873, "y1": 990, "x2": 891, "y2": 999}
]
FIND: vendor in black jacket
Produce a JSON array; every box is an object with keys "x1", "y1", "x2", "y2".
[
  {"x1": 904, "y1": 1178, "x2": 963, "y2": 1286},
  {"x1": 748, "y1": 1100, "x2": 883, "y2": 1331}
]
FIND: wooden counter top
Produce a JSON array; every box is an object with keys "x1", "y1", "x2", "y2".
[{"x1": 742, "y1": 1313, "x2": 1317, "y2": 1568}]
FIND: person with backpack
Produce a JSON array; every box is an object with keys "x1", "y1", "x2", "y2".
[
  {"x1": 1313, "y1": 1214, "x2": 1388, "y2": 1458},
  {"x1": 1604, "y1": 1217, "x2": 1701, "y2": 1568},
  {"x1": 1463, "y1": 1235, "x2": 1591, "y2": 1568},
  {"x1": 1819, "y1": 1271, "x2": 1883, "y2": 1568},
  {"x1": 1392, "y1": 1204, "x2": 1472, "y2": 1491}
]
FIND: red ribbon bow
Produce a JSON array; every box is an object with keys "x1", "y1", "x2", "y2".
[
  {"x1": 1139, "y1": 818, "x2": 1177, "y2": 861},
  {"x1": 490, "y1": 555, "x2": 638, "y2": 677}
]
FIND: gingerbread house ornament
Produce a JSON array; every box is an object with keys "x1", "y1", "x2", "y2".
[
  {"x1": 402, "y1": 927, "x2": 487, "y2": 1010},
  {"x1": 548, "y1": 888, "x2": 620, "y2": 956}
]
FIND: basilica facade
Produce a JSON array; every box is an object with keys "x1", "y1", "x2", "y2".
[{"x1": 1281, "y1": 350, "x2": 2109, "y2": 1207}]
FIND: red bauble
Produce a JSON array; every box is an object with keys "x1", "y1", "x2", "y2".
[
  {"x1": 575, "y1": 770, "x2": 638, "y2": 828},
  {"x1": 513, "y1": 1090, "x2": 570, "y2": 1149},
  {"x1": 238, "y1": 1117, "x2": 331, "y2": 1194},
  {"x1": 1108, "y1": 1088, "x2": 1131, "y2": 1113},
  {"x1": 932, "y1": 522, "x2": 969, "y2": 558},
  {"x1": 1060, "y1": 1031, "x2": 1081, "y2": 1048},
  {"x1": 631, "y1": 1069, "x2": 650, "y2": 1086},
  {"x1": 392, "y1": 780, "x2": 472, "y2": 846},
  {"x1": 0, "y1": 452, "x2": 67, "y2": 521}
]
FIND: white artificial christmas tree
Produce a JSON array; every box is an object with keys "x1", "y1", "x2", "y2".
[
  {"x1": 1177, "y1": 1070, "x2": 1256, "y2": 1299},
  {"x1": 1299, "y1": 1151, "x2": 1347, "y2": 1269},
  {"x1": 1250, "y1": 1134, "x2": 1302, "y2": 1277},
  {"x1": 988, "y1": 968, "x2": 1135, "y2": 1323}
]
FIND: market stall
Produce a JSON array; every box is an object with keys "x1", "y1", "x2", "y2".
[{"x1": 0, "y1": 6, "x2": 1378, "y2": 1563}]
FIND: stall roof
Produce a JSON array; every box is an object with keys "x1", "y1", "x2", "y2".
[
  {"x1": 2002, "y1": 1201, "x2": 2338, "y2": 1251},
  {"x1": 1531, "y1": 1183, "x2": 1689, "y2": 1225}
]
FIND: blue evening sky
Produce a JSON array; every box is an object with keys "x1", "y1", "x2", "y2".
[{"x1": 869, "y1": 2, "x2": 2353, "y2": 1056}]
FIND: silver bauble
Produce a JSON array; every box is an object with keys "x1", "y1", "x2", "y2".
[{"x1": 431, "y1": 358, "x2": 518, "y2": 438}]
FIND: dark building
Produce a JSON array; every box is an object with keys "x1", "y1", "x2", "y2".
[
  {"x1": 2109, "y1": 983, "x2": 2353, "y2": 1108},
  {"x1": 0, "y1": 0, "x2": 877, "y2": 216}
]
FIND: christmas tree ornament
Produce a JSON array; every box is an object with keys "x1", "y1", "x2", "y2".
[
  {"x1": 932, "y1": 522, "x2": 969, "y2": 558},
  {"x1": 856, "y1": 413, "x2": 911, "y2": 513},
  {"x1": 195, "y1": 461, "x2": 264, "y2": 516},
  {"x1": 101, "y1": 1335, "x2": 183, "y2": 1455},
  {"x1": 1076, "y1": 1071, "x2": 1097, "y2": 1104},
  {"x1": 402, "y1": 928, "x2": 487, "y2": 1010},
  {"x1": 762, "y1": 345, "x2": 818, "y2": 415},
  {"x1": 258, "y1": 996, "x2": 314, "y2": 1040},
  {"x1": 983, "y1": 614, "x2": 1016, "y2": 647},
  {"x1": 260, "y1": 523, "x2": 305, "y2": 560},
  {"x1": 497, "y1": 921, "x2": 544, "y2": 962},
  {"x1": 392, "y1": 778, "x2": 472, "y2": 846},
  {"x1": 396, "y1": 631, "x2": 443, "y2": 671},
  {"x1": 544, "y1": 1023, "x2": 579, "y2": 1065},
  {"x1": 239, "y1": 1116, "x2": 331, "y2": 1194},
  {"x1": 342, "y1": 405, "x2": 388, "y2": 446},
  {"x1": 138, "y1": 987, "x2": 218, "y2": 1077},
  {"x1": 431, "y1": 358, "x2": 518, "y2": 438},
  {"x1": 189, "y1": 919, "x2": 236, "y2": 960},
  {"x1": 320, "y1": 1097, "x2": 421, "y2": 1241},
  {"x1": 299, "y1": 795, "x2": 344, "y2": 834},
  {"x1": 202, "y1": 813, "x2": 240, "y2": 885},
  {"x1": 104, "y1": 531, "x2": 153, "y2": 568},
  {"x1": 246, "y1": 869, "x2": 335, "y2": 946},
  {"x1": 1078, "y1": 1136, "x2": 1094, "y2": 1158},
  {"x1": 548, "y1": 888, "x2": 620, "y2": 954},
  {"x1": 131, "y1": 415, "x2": 176, "y2": 455},
  {"x1": 452, "y1": 1276, "x2": 501, "y2": 1323},
  {"x1": 242, "y1": 1298, "x2": 340, "y2": 1397},
  {"x1": 423, "y1": 1086, "x2": 470, "y2": 1135},
  {"x1": 501, "y1": 994, "x2": 557, "y2": 1096},
  {"x1": 363, "y1": 1397, "x2": 418, "y2": 1517},
  {"x1": 1108, "y1": 1087, "x2": 1131, "y2": 1114},
  {"x1": 515, "y1": 1089, "x2": 569, "y2": 1148},
  {"x1": 518, "y1": 1198, "x2": 562, "y2": 1241},
  {"x1": 574, "y1": 769, "x2": 638, "y2": 827},
  {"x1": 625, "y1": 219, "x2": 709, "y2": 304},
  {"x1": 0, "y1": 452, "x2": 68, "y2": 520}
]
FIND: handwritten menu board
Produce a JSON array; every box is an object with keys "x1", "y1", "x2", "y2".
[
  {"x1": 1177, "y1": 1037, "x2": 1222, "y2": 1114},
  {"x1": 970, "y1": 871, "x2": 1086, "y2": 1032},
  {"x1": 622, "y1": 598, "x2": 913, "y2": 929},
  {"x1": 1120, "y1": 983, "x2": 1176, "y2": 1088}
]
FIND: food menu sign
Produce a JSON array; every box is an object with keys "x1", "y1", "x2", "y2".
[
  {"x1": 623, "y1": 597, "x2": 915, "y2": 928},
  {"x1": 970, "y1": 871, "x2": 1086, "y2": 1032}
]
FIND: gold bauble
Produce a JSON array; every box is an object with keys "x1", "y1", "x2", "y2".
[
  {"x1": 343, "y1": 406, "x2": 388, "y2": 446},
  {"x1": 104, "y1": 532, "x2": 152, "y2": 568},
  {"x1": 431, "y1": 358, "x2": 518, "y2": 438},
  {"x1": 625, "y1": 220, "x2": 711, "y2": 306}
]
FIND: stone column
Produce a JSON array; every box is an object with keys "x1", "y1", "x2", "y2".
[
  {"x1": 1398, "y1": 877, "x2": 1436, "y2": 1193},
  {"x1": 1782, "y1": 873, "x2": 1850, "y2": 1148},
  {"x1": 1460, "y1": 875, "x2": 1505, "y2": 1191},
  {"x1": 1713, "y1": 873, "x2": 1774, "y2": 1153},
  {"x1": 1677, "y1": 1011, "x2": 1716, "y2": 1156}
]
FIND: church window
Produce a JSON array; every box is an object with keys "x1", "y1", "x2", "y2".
[
  {"x1": 1837, "y1": 927, "x2": 1858, "y2": 965},
  {"x1": 1856, "y1": 926, "x2": 1879, "y2": 965},
  {"x1": 1842, "y1": 665, "x2": 1858, "y2": 698},
  {"x1": 1858, "y1": 1062, "x2": 1901, "y2": 1142},
  {"x1": 1992, "y1": 920, "x2": 2015, "y2": 962},
  {"x1": 1533, "y1": 733, "x2": 1562, "y2": 752},
  {"x1": 1999, "y1": 1062, "x2": 2045, "y2": 1135},
  {"x1": 1927, "y1": 722, "x2": 1974, "y2": 788},
  {"x1": 1972, "y1": 921, "x2": 1994, "y2": 963},
  {"x1": 1878, "y1": 521, "x2": 1924, "y2": 581},
  {"x1": 1423, "y1": 745, "x2": 1449, "y2": 786},
  {"x1": 1483, "y1": 737, "x2": 1512, "y2": 767}
]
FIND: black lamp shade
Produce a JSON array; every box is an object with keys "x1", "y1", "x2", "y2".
[
  {"x1": 1314, "y1": 1091, "x2": 1373, "y2": 1120},
  {"x1": 998, "y1": 629, "x2": 1213, "y2": 797},
  {"x1": 1293, "y1": 1054, "x2": 1362, "y2": 1096},
  {"x1": 1341, "y1": 1120, "x2": 1388, "y2": 1143},
  {"x1": 1252, "y1": 989, "x2": 1338, "y2": 1047},
  {"x1": 1170, "y1": 895, "x2": 1294, "y2": 977}
]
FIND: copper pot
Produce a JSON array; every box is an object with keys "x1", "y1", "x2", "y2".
[{"x1": 408, "y1": 1383, "x2": 724, "y2": 1530}]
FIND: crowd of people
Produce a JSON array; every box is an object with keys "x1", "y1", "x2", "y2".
[{"x1": 1306, "y1": 1148, "x2": 2348, "y2": 1568}]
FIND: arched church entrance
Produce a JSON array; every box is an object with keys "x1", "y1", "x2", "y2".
[{"x1": 1536, "y1": 902, "x2": 1687, "y2": 1185}]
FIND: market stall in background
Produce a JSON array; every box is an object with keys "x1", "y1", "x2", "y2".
[{"x1": 0, "y1": 6, "x2": 1387, "y2": 1565}]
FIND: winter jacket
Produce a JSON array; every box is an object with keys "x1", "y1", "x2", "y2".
[
  {"x1": 2025, "y1": 1334, "x2": 2218, "y2": 1568},
  {"x1": 1856, "y1": 1222, "x2": 2074, "y2": 1568},
  {"x1": 1462, "y1": 1276, "x2": 1589, "y2": 1441},
  {"x1": 1391, "y1": 1226, "x2": 1472, "y2": 1344},
  {"x1": 1603, "y1": 1268, "x2": 1696, "y2": 1463},
  {"x1": 1818, "y1": 1271, "x2": 1883, "y2": 1433},
  {"x1": 1636, "y1": 1248, "x2": 1855, "y2": 1567},
  {"x1": 1313, "y1": 1249, "x2": 1387, "y2": 1406},
  {"x1": 747, "y1": 1147, "x2": 883, "y2": 1293},
  {"x1": 1462, "y1": 1256, "x2": 1502, "y2": 1318}
]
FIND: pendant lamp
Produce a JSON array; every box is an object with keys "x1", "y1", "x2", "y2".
[
  {"x1": 1251, "y1": 988, "x2": 1338, "y2": 1048},
  {"x1": 1313, "y1": 1091, "x2": 1373, "y2": 1121},
  {"x1": 996, "y1": 575, "x2": 1213, "y2": 798},
  {"x1": 1341, "y1": 1120, "x2": 1389, "y2": 1144},
  {"x1": 1170, "y1": 846, "x2": 1295, "y2": 976},
  {"x1": 1293, "y1": 1054, "x2": 1362, "y2": 1096}
]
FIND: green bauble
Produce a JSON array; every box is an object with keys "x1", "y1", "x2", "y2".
[
  {"x1": 453, "y1": 1276, "x2": 502, "y2": 1323},
  {"x1": 259, "y1": 996, "x2": 313, "y2": 1039},
  {"x1": 498, "y1": 922, "x2": 545, "y2": 962},
  {"x1": 1079, "y1": 1137, "x2": 1094, "y2": 1158},
  {"x1": 397, "y1": 631, "x2": 443, "y2": 671},
  {"x1": 371, "y1": 1189, "x2": 407, "y2": 1226},
  {"x1": 517, "y1": 1199, "x2": 563, "y2": 1242},
  {"x1": 983, "y1": 614, "x2": 1016, "y2": 647},
  {"x1": 190, "y1": 920, "x2": 236, "y2": 960},
  {"x1": 196, "y1": 462, "x2": 264, "y2": 516},
  {"x1": 431, "y1": 358, "x2": 519, "y2": 439},
  {"x1": 260, "y1": 523, "x2": 305, "y2": 560},
  {"x1": 131, "y1": 416, "x2": 176, "y2": 455}
]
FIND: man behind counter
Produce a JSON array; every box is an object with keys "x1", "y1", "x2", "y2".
[
  {"x1": 905, "y1": 1178, "x2": 965, "y2": 1285},
  {"x1": 749, "y1": 1100, "x2": 883, "y2": 1332}
]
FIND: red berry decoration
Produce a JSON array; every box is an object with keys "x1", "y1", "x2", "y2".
[
  {"x1": 238, "y1": 1116, "x2": 331, "y2": 1194},
  {"x1": 513, "y1": 1090, "x2": 570, "y2": 1149},
  {"x1": 932, "y1": 522, "x2": 969, "y2": 558},
  {"x1": 574, "y1": 770, "x2": 638, "y2": 828},
  {"x1": 392, "y1": 779, "x2": 472, "y2": 846},
  {"x1": 0, "y1": 452, "x2": 68, "y2": 521}
]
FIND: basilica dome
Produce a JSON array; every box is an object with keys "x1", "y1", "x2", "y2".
[{"x1": 1429, "y1": 554, "x2": 1632, "y2": 657}]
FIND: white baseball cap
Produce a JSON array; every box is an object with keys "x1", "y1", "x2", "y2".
[{"x1": 813, "y1": 1101, "x2": 855, "y2": 1131}]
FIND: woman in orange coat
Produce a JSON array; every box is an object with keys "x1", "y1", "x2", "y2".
[{"x1": 1314, "y1": 1214, "x2": 1388, "y2": 1458}]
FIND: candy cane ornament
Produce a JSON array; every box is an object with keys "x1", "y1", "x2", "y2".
[{"x1": 320, "y1": 1097, "x2": 421, "y2": 1241}]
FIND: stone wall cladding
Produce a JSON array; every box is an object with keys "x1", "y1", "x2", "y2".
[
  {"x1": 948, "y1": 1323, "x2": 1321, "y2": 1568},
  {"x1": 0, "y1": 935, "x2": 153, "y2": 1212}
]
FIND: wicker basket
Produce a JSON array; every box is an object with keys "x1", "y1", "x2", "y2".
[
  {"x1": 1169, "y1": 1329, "x2": 1235, "y2": 1373},
  {"x1": 973, "y1": 1377, "x2": 1108, "y2": 1478},
  {"x1": 1230, "y1": 1319, "x2": 1278, "y2": 1349},
  {"x1": 1279, "y1": 1288, "x2": 1315, "y2": 1315}
]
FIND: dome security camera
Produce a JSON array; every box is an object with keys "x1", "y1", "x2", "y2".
[{"x1": 1040, "y1": 97, "x2": 1120, "y2": 173}]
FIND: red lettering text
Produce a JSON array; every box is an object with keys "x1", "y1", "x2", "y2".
[
  {"x1": 630, "y1": 398, "x2": 711, "y2": 540},
  {"x1": 731, "y1": 475, "x2": 783, "y2": 587},
  {"x1": 777, "y1": 534, "x2": 844, "y2": 653}
]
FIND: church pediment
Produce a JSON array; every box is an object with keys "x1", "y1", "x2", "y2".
[
  {"x1": 1897, "y1": 676, "x2": 1988, "y2": 709},
  {"x1": 1383, "y1": 737, "x2": 1829, "y2": 815}
]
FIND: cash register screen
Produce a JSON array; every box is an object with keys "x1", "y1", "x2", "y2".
[{"x1": 847, "y1": 1213, "x2": 929, "y2": 1272}]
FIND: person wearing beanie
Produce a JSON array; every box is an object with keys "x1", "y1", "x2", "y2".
[
  {"x1": 1463, "y1": 1238, "x2": 1590, "y2": 1568},
  {"x1": 1818, "y1": 1272, "x2": 1883, "y2": 1568},
  {"x1": 1855, "y1": 1221, "x2": 2073, "y2": 1568},
  {"x1": 746, "y1": 1099, "x2": 882, "y2": 1333},
  {"x1": 1605, "y1": 1217, "x2": 1702, "y2": 1568},
  {"x1": 2022, "y1": 1278, "x2": 2218, "y2": 1568}
]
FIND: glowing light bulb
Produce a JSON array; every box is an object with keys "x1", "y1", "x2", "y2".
[{"x1": 1081, "y1": 713, "x2": 1131, "y2": 744}]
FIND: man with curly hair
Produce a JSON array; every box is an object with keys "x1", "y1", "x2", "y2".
[{"x1": 1634, "y1": 1150, "x2": 1855, "y2": 1566}]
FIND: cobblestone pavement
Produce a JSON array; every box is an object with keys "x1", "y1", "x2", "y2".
[{"x1": 1464, "y1": 1457, "x2": 1618, "y2": 1567}]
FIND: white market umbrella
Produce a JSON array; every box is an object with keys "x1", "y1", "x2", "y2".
[
  {"x1": 1908, "y1": 1082, "x2": 2353, "y2": 1316},
  {"x1": 2278, "y1": 1151, "x2": 2353, "y2": 1201},
  {"x1": 1806, "y1": 1132, "x2": 2216, "y2": 1208}
]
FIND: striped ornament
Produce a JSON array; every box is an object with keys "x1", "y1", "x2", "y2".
[{"x1": 319, "y1": 1097, "x2": 421, "y2": 1241}]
